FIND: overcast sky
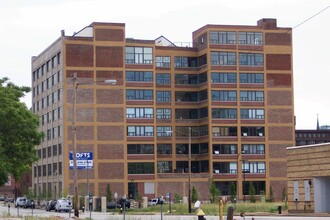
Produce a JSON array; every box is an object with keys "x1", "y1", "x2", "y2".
[{"x1": 0, "y1": 0, "x2": 329, "y2": 129}]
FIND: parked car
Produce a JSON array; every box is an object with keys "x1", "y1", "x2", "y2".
[
  {"x1": 106, "y1": 201, "x2": 121, "y2": 209},
  {"x1": 55, "y1": 199, "x2": 71, "y2": 212},
  {"x1": 118, "y1": 198, "x2": 130, "y2": 209},
  {"x1": 148, "y1": 198, "x2": 159, "y2": 206},
  {"x1": 0, "y1": 195, "x2": 5, "y2": 201},
  {"x1": 45, "y1": 200, "x2": 57, "y2": 211},
  {"x1": 23, "y1": 199, "x2": 35, "y2": 209},
  {"x1": 15, "y1": 197, "x2": 27, "y2": 208},
  {"x1": 6, "y1": 197, "x2": 14, "y2": 203}
]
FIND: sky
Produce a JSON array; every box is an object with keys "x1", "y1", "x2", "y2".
[{"x1": 0, "y1": 0, "x2": 329, "y2": 129}]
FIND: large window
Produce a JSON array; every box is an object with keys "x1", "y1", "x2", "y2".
[
  {"x1": 156, "y1": 73, "x2": 171, "y2": 85},
  {"x1": 157, "y1": 161, "x2": 172, "y2": 173},
  {"x1": 243, "y1": 161, "x2": 265, "y2": 173},
  {"x1": 240, "y1": 109, "x2": 264, "y2": 119},
  {"x1": 212, "y1": 108, "x2": 237, "y2": 119},
  {"x1": 239, "y1": 73, "x2": 264, "y2": 83},
  {"x1": 211, "y1": 52, "x2": 236, "y2": 66},
  {"x1": 156, "y1": 91, "x2": 171, "y2": 102},
  {"x1": 125, "y1": 47, "x2": 153, "y2": 64},
  {"x1": 240, "y1": 91, "x2": 264, "y2": 101},
  {"x1": 192, "y1": 160, "x2": 209, "y2": 173},
  {"x1": 127, "y1": 144, "x2": 154, "y2": 154},
  {"x1": 210, "y1": 31, "x2": 236, "y2": 44},
  {"x1": 127, "y1": 126, "x2": 154, "y2": 136},
  {"x1": 213, "y1": 144, "x2": 237, "y2": 154},
  {"x1": 157, "y1": 144, "x2": 172, "y2": 154},
  {"x1": 212, "y1": 126, "x2": 237, "y2": 136},
  {"x1": 175, "y1": 74, "x2": 198, "y2": 85},
  {"x1": 156, "y1": 126, "x2": 172, "y2": 137},
  {"x1": 126, "y1": 107, "x2": 153, "y2": 118},
  {"x1": 156, "y1": 108, "x2": 171, "y2": 119},
  {"x1": 174, "y1": 57, "x2": 198, "y2": 68},
  {"x1": 126, "y1": 89, "x2": 153, "y2": 100},
  {"x1": 242, "y1": 144, "x2": 265, "y2": 154},
  {"x1": 241, "y1": 126, "x2": 264, "y2": 137},
  {"x1": 239, "y1": 53, "x2": 263, "y2": 66},
  {"x1": 211, "y1": 72, "x2": 236, "y2": 83},
  {"x1": 155, "y1": 56, "x2": 171, "y2": 67},
  {"x1": 128, "y1": 162, "x2": 154, "y2": 174},
  {"x1": 212, "y1": 90, "x2": 237, "y2": 101},
  {"x1": 175, "y1": 107, "x2": 208, "y2": 120},
  {"x1": 126, "y1": 71, "x2": 153, "y2": 82},
  {"x1": 238, "y1": 32, "x2": 263, "y2": 45},
  {"x1": 213, "y1": 162, "x2": 237, "y2": 174}
]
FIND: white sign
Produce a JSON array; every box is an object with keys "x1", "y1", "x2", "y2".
[
  {"x1": 293, "y1": 181, "x2": 299, "y2": 202},
  {"x1": 304, "y1": 180, "x2": 311, "y2": 201}
]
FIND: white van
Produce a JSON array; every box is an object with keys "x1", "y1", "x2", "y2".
[{"x1": 15, "y1": 197, "x2": 27, "y2": 208}]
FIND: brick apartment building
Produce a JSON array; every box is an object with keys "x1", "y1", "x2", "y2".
[{"x1": 31, "y1": 18, "x2": 294, "y2": 202}]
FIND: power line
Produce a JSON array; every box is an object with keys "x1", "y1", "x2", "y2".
[{"x1": 293, "y1": 4, "x2": 330, "y2": 30}]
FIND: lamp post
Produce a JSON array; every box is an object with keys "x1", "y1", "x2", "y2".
[
  {"x1": 72, "y1": 73, "x2": 117, "y2": 217},
  {"x1": 188, "y1": 127, "x2": 192, "y2": 213},
  {"x1": 34, "y1": 162, "x2": 39, "y2": 206},
  {"x1": 236, "y1": 150, "x2": 245, "y2": 202}
]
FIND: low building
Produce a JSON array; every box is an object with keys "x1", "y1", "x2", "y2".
[{"x1": 287, "y1": 143, "x2": 330, "y2": 213}]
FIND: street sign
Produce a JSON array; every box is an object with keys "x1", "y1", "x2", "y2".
[{"x1": 69, "y1": 152, "x2": 93, "y2": 169}]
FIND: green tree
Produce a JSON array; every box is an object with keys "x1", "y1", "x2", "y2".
[
  {"x1": 191, "y1": 186, "x2": 198, "y2": 203},
  {"x1": 106, "y1": 184, "x2": 112, "y2": 202},
  {"x1": 0, "y1": 77, "x2": 43, "y2": 186},
  {"x1": 269, "y1": 185, "x2": 274, "y2": 202},
  {"x1": 230, "y1": 182, "x2": 236, "y2": 203},
  {"x1": 249, "y1": 181, "x2": 256, "y2": 203},
  {"x1": 209, "y1": 178, "x2": 220, "y2": 203}
]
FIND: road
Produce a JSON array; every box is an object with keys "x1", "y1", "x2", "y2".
[{"x1": 1, "y1": 203, "x2": 330, "y2": 220}]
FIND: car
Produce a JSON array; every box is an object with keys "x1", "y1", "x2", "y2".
[
  {"x1": 55, "y1": 199, "x2": 71, "y2": 212},
  {"x1": 15, "y1": 197, "x2": 27, "y2": 208},
  {"x1": 148, "y1": 198, "x2": 159, "y2": 206},
  {"x1": 106, "y1": 201, "x2": 121, "y2": 209},
  {"x1": 45, "y1": 200, "x2": 57, "y2": 211},
  {"x1": 6, "y1": 197, "x2": 14, "y2": 203},
  {"x1": 23, "y1": 199, "x2": 35, "y2": 209},
  {"x1": 118, "y1": 198, "x2": 130, "y2": 209},
  {"x1": 0, "y1": 195, "x2": 5, "y2": 201}
]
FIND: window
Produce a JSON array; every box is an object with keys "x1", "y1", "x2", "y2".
[
  {"x1": 156, "y1": 73, "x2": 171, "y2": 85},
  {"x1": 212, "y1": 108, "x2": 237, "y2": 119},
  {"x1": 175, "y1": 108, "x2": 208, "y2": 120},
  {"x1": 126, "y1": 89, "x2": 153, "y2": 100},
  {"x1": 128, "y1": 162, "x2": 154, "y2": 174},
  {"x1": 156, "y1": 56, "x2": 171, "y2": 67},
  {"x1": 211, "y1": 72, "x2": 236, "y2": 83},
  {"x1": 174, "y1": 56, "x2": 198, "y2": 68},
  {"x1": 156, "y1": 91, "x2": 171, "y2": 102},
  {"x1": 238, "y1": 32, "x2": 263, "y2": 45},
  {"x1": 176, "y1": 144, "x2": 188, "y2": 154},
  {"x1": 213, "y1": 144, "x2": 237, "y2": 154},
  {"x1": 42, "y1": 165, "x2": 46, "y2": 176},
  {"x1": 175, "y1": 74, "x2": 198, "y2": 85},
  {"x1": 243, "y1": 161, "x2": 265, "y2": 173},
  {"x1": 239, "y1": 73, "x2": 264, "y2": 83},
  {"x1": 239, "y1": 53, "x2": 264, "y2": 66},
  {"x1": 156, "y1": 126, "x2": 172, "y2": 137},
  {"x1": 210, "y1": 31, "x2": 236, "y2": 44},
  {"x1": 126, "y1": 107, "x2": 153, "y2": 118},
  {"x1": 125, "y1": 47, "x2": 153, "y2": 64},
  {"x1": 127, "y1": 126, "x2": 154, "y2": 136},
  {"x1": 157, "y1": 161, "x2": 172, "y2": 173},
  {"x1": 48, "y1": 164, "x2": 52, "y2": 176},
  {"x1": 211, "y1": 52, "x2": 236, "y2": 65},
  {"x1": 126, "y1": 71, "x2": 153, "y2": 82},
  {"x1": 157, "y1": 144, "x2": 172, "y2": 154},
  {"x1": 212, "y1": 90, "x2": 237, "y2": 101},
  {"x1": 51, "y1": 56, "x2": 56, "y2": 68},
  {"x1": 212, "y1": 126, "x2": 237, "y2": 136},
  {"x1": 191, "y1": 160, "x2": 209, "y2": 173},
  {"x1": 176, "y1": 125, "x2": 208, "y2": 137},
  {"x1": 176, "y1": 161, "x2": 188, "y2": 173},
  {"x1": 58, "y1": 144, "x2": 62, "y2": 155},
  {"x1": 127, "y1": 144, "x2": 154, "y2": 154},
  {"x1": 156, "y1": 108, "x2": 171, "y2": 119},
  {"x1": 213, "y1": 162, "x2": 237, "y2": 173},
  {"x1": 242, "y1": 144, "x2": 265, "y2": 154},
  {"x1": 53, "y1": 163, "x2": 58, "y2": 175},
  {"x1": 175, "y1": 90, "x2": 207, "y2": 102},
  {"x1": 47, "y1": 129, "x2": 51, "y2": 140},
  {"x1": 241, "y1": 126, "x2": 265, "y2": 136},
  {"x1": 191, "y1": 143, "x2": 209, "y2": 154},
  {"x1": 57, "y1": 52, "x2": 61, "y2": 64},
  {"x1": 240, "y1": 91, "x2": 264, "y2": 101},
  {"x1": 53, "y1": 145, "x2": 57, "y2": 156},
  {"x1": 240, "y1": 109, "x2": 264, "y2": 119},
  {"x1": 47, "y1": 146, "x2": 52, "y2": 157},
  {"x1": 58, "y1": 162, "x2": 62, "y2": 175}
]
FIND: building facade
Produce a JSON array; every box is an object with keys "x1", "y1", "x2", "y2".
[{"x1": 31, "y1": 18, "x2": 294, "y2": 202}]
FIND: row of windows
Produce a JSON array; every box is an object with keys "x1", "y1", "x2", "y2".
[
  {"x1": 41, "y1": 107, "x2": 62, "y2": 125},
  {"x1": 209, "y1": 31, "x2": 263, "y2": 45},
  {"x1": 35, "y1": 162, "x2": 63, "y2": 177},
  {"x1": 211, "y1": 52, "x2": 263, "y2": 66},
  {"x1": 38, "y1": 144, "x2": 63, "y2": 159},
  {"x1": 46, "y1": 126, "x2": 62, "y2": 141},
  {"x1": 212, "y1": 108, "x2": 264, "y2": 119},
  {"x1": 33, "y1": 89, "x2": 61, "y2": 113},
  {"x1": 33, "y1": 70, "x2": 62, "y2": 97},
  {"x1": 212, "y1": 73, "x2": 264, "y2": 84},
  {"x1": 211, "y1": 90, "x2": 264, "y2": 102},
  {"x1": 212, "y1": 126, "x2": 265, "y2": 137},
  {"x1": 33, "y1": 52, "x2": 62, "y2": 82},
  {"x1": 127, "y1": 125, "x2": 209, "y2": 137},
  {"x1": 127, "y1": 160, "x2": 265, "y2": 174}
]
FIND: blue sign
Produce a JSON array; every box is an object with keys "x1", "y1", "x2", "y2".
[{"x1": 69, "y1": 152, "x2": 93, "y2": 170}]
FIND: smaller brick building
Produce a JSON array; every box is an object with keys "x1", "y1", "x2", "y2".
[{"x1": 287, "y1": 143, "x2": 330, "y2": 213}]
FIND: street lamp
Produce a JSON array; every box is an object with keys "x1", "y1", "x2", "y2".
[
  {"x1": 242, "y1": 159, "x2": 250, "y2": 203},
  {"x1": 236, "y1": 150, "x2": 245, "y2": 202},
  {"x1": 34, "y1": 162, "x2": 39, "y2": 206},
  {"x1": 72, "y1": 73, "x2": 117, "y2": 217}
]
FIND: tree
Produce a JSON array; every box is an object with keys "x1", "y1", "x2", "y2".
[
  {"x1": 230, "y1": 182, "x2": 236, "y2": 203},
  {"x1": 209, "y1": 178, "x2": 220, "y2": 203},
  {"x1": 249, "y1": 181, "x2": 256, "y2": 203},
  {"x1": 191, "y1": 186, "x2": 198, "y2": 203},
  {"x1": 269, "y1": 185, "x2": 274, "y2": 202},
  {"x1": 0, "y1": 77, "x2": 43, "y2": 186},
  {"x1": 106, "y1": 184, "x2": 112, "y2": 202}
]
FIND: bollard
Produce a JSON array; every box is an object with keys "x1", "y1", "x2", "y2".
[
  {"x1": 226, "y1": 207, "x2": 234, "y2": 220},
  {"x1": 278, "y1": 205, "x2": 282, "y2": 214},
  {"x1": 219, "y1": 199, "x2": 224, "y2": 220},
  {"x1": 7, "y1": 203, "x2": 10, "y2": 215}
]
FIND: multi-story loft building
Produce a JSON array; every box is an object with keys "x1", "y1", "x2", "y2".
[
  {"x1": 295, "y1": 120, "x2": 330, "y2": 146},
  {"x1": 31, "y1": 18, "x2": 294, "y2": 202}
]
